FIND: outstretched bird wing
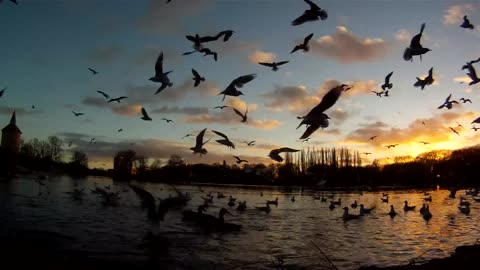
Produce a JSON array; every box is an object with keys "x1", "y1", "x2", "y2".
[
  {"x1": 385, "y1": 71, "x2": 393, "y2": 84},
  {"x1": 192, "y1": 68, "x2": 201, "y2": 79},
  {"x1": 410, "y1": 23, "x2": 425, "y2": 49},
  {"x1": 303, "y1": 33, "x2": 314, "y2": 46},
  {"x1": 233, "y1": 156, "x2": 241, "y2": 162},
  {"x1": 258, "y1": 62, "x2": 275, "y2": 67},
  {"x1": 292, "y1": 13, "x2": 312, "y2": 26},
  {"x1": 276, "y1": 61, "x2": 290, "y2": 66},
  {"x1": 212, "y1": 130, "x2": 229, "y2": 140},
  {"x1": 231, "y1": 74, "x2": 256, "y2": 88},
  {"x1": 233, "y1": 107, "x2": 245, "y2": 118},
  {"x1": 305, "y1": 0, "x2": 320, "y2": 10},
  {"x1": 97, "y1": 91, "x2": 110, "y2": 99},
  {"x1": 467, "y1": 64, "x2": 478, "y2": 81},
  {"x1": 154, "y1": 52, "x2": 164, "y2": 76},
  {"x1": 269, "y1": 147, "x2": 300, "y2": 162},
  {"x1": 196, "y1": 128, "x2": 207, "y2": 147},
  {"x1": 299, "y1": 122, "x2": 322, "y2": 139},
  {"x1": 304, "y1": 85, "x2": 343, "y2": 117},
  {"x1": 141, "y1": 107, "x2": 150, "y2": 118}
]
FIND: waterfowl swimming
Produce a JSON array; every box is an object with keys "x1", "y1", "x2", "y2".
[
  {"x1": 320, "y1": 194, "x2": 327, "y2": 202},
  {"x1": 359, "y1": 204, "x2": 375, "y2": 215},
  {"x1": 182, "y1": 205, "x2": 207, "y2": 222},
  {"x1": 331, "y1": 198, "x2": 341, "y2": 205},
  {"x1": 420, "y1": 204, "x2": 427, "y2": 215},
  {"x1": 217, "y1": 192, "x2": 225, "y2": 199},
  {"x1": 291, "y1": 196, "x2": 295, "y2": 202},
  {"x1": 343, "y1": 207, "x2": 360, "y2": 221},
  {"x1": 329, "y1": 202, "x2": 335, "y2": 210},
  {"x1": 256, "y1": 203, "x2": 271, "y2": 213},
  {"x1": 381, "y1": 196, "x2": 389, "y2": 203},
  {"x1": 460, "y1": 197, "x2": 470, "y2": 206},
  {"x1": 404, "y1": 201, "x2": 416, "y2": 211},
  {"x1": 199, "y1": 208, "x2": 242, "y2": 231},
  {"x1": 228, "y1": 200, "x2": 235, "y2": 207},
  {"x1": 422, "y1": 205, "x2": 432, "y2": 221},
  {"x1": 351, "y1": 200, "x2": 358, "y2": 208},
  {"x1": 266, "y1": 198, "x2": 279, "y2": 206},
  {"x1": 424, "y1": 196, "x2": 432, "y2": 202},
  {"x1": 459, "y1": 204, "x2": 470, "y2": 215},
  {"x1": 382, "y1": 193, "x2": 389, "y2": 197},
  {"x1": 237, "y1": 201, "x2": 247, "y2": 211},
  {"x1": 388, "y1": 205, "x2": 397, "y2": 217}
]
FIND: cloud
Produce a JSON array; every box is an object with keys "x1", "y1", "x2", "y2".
[
  {"x1": 330, "y1": 108, "x2": 349, "y2": 124},
  {"x1": 0, "y1": 106, "x2": 43, "y2": 116},
  {"x1": 444, "y1": 4, "x2": 477, "y2": 25},
  {"x1": 249, "y1": 119, "x2": 282, "y2": 130},
  {"x1": 151, "y1": 105, "x2": 209, "y2": 115},
  {"x1": 310, "y1": 26, "x2": 390, "y2": 63},
  {"x1": 454, "y1": 76, "x2": 472, "y2": 84},
  {"x1": 87, "y1": 46, "x2": 123, "y2": 64},
  {"x1": 317, "y1": 79, "x2": 379, "y2": 98},
  {"x1": 248, "y1": 50, "x2": 276, "y2": 63},
  {"x1": 137, "y1": 0, "x2": 214, "y2": 34},
  {"x1": 394, "y1": 29, "x2": 412, "y2": 43},
  {"x1": 112, "y1": 105, "x2": 142, "y2": 117},
  {"x1": 262, "y1": 85, "x2": 320, "y2": 113}
]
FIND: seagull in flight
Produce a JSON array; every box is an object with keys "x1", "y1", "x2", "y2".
[
  {"x1": 219, "y1": 74, "x2": 256, "y2": 101},
  {"x1": 437, "y1": 94, "x2": 458, "y2": 110},
  {"x1": 268, "y1": 147, "x2": 300, "y2": 162},
  {"x1": 199, "y1": 48, "x2": 218, "y2": 62},
  {"x1": 213, "y1": 105, "x2": 228, "y2": 110},
  {"x1": 472, "y1": 117, "x2": 480, "y2": 124},
  {"x1": 97, "y1": 90, "x2": 110, "y2": 99},
  {"x1": 414, "y1": 67, "x2": 434, "y2": 90},
  {"x1": 182, "y1": 134, "x2": 194, "y2": 139},
  {"x1": 462, "y1": 61, "x2": 480, "y2": 86},
  {"x1": 108, "y1": 96, "x2": 128, "y2": 103},
  {"x1": 233, "y1": 107, "x2": 248, "y2": 123},
  {"x1": 385, "y1": 144, "x2": 399, "y2": 149},
  {"x1": 291, "y1": 33, "x2": 314, "y2": 54},
  {"x1": 460, "y1": 98, "x2": 472, "y2": 104},
  {"x1": 258, "y1": 61, "x2": 289, "y2": 71},
  {"x1": 244, "y1": 140, "x2": 255, "y2": 146},
  {"x1": 449, "y1": 127, "x2": 460, "y2": 136},
  {"x1": 212, "y1": 130, "x2": 235, "y2": 150},
  {"x1": 362, "y1": 152, "x2": 372, "y2": 155},
  {"x1": 371, "y1": 90, "x2": 383, "y2": 97},
  {"x1": 381, "y1": 71, "x2": 393, "y2": 91},
  {"x1": 461, "y1": 15, "x2": 474, "y2": 30},
  {"x1": 118, "y1": 129, "x2": 123, "y2": 132},
  {"x1": 190, "y1": 128, "x2": 210, "y2": 155},
  {"x1": 140, "y1": 107, "x2": 152, "y2": 121},
  {"x1": 0, "y1": 0, "x2": 18, "y2": 4},
  {"x1": 419, "y1": 141, "x2": 430, "y2": 145},
  {"x1": 403, "y1": 23, "x2": 431, "y2": 62},
  {"x1": 161, "y1": 118, "x2": 174, "y2": 123},
  {"x1": 233, "y1": 156, "x2": 248, "y2": 164},
  {"x1": 369, "y1": 135, "x2": 378, "y2": 140},
  {"x1": 185, "y1": 32, "x2": 227, "y2": 50},
  {"x1": 472, "y1": 126, "x2": 479, "y2": 132},
  {"x1": 0, "y1": 87, "x2": 5, "y2": 98},
  {"x1": 291, "y1": 0, "x2": 328, "y2": 26},
  {"x1": 90, "y1": 138, "x2": 96, "y2": 144},
  {"x1": 31, "y1": 105, "x2": 35, "y2": 109},
  {"x1": 191, "y1": 69, "x2": 205, "y2": 87},
  {"x1": 297, "y1": 84, "x2": 351, "y2": 139},
  {"x1": 88, "y1": 68, "x2": 99, "y2": 75},
  {"x1": 72, "y1": 111, "x2": 84, "y2": 117},
  {"x1": 150, "y1": 52, "x2": 173, "y2": 95}
]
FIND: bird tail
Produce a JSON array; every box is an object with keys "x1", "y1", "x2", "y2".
[
  {"x1": 273, "y1": 66, "x2": 279, "y2": 71},
  {"x1": 413, "y1": 77, "x2": 422, "y2": 87},
  {"x1": 304, "y1": 45, "x2": 310, "y2": 52},
  {"x1": 403, "y1": 47, "x2": 412, "y2": 61},
  {"x1": 420, "y1": 23, "x2": 425, "y2": 34}
]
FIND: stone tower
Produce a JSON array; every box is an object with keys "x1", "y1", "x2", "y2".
[{"x1": 1, "y1": 111, "x2": 22, "y2": 153}]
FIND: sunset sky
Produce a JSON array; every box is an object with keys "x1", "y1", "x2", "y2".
[{"x1": 1, "y1": 0, "x2": 480, "y2": 168}]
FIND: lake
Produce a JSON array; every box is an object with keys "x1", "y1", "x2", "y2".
[{"x1": 0, "y1": 174, "x2": 478, "y2": 269}]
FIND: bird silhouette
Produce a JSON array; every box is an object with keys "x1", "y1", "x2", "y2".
[
  {"x1": 140, "y1": 107, "x2": 152, "y2": 121},
  {"x1": 161, "y1": 118, "x2": 174, "y2": 123},
  {"x1": 218, "y1": 30, "x2": 234, "y2": 42},
  {"x1": 297, "y1": 84, "x2": 350, "y2": 139},
  {"x1": 437, "y1": 94, "x2": 459, "y2": 110},
  {"x1": 90, "y1": 138, "x2": 96, "y2": 143},
  {"x1": 72, "y1": 111, "x2": 84, "y2": 117},
  {"x1": 258, "y1": 61, "x2": 289, "y2": 71},
  {"x1": 191, "y1": 69, "x2": 205, "y2": 87},
  {"x1": 472, "y1": 117, "x2": 480, "y2": 124},
  {"x1": 292, "y1": 0, "x2": 328, "y2": 26},
  {"x1": 244, "y1": 140, "x2": 255, "y2": 146},
  {"x1": 449, "y1": 127, "x2": 460, "y2": 136},
  {"x1": 233, "y1": 107, "x2": 248, "y2": 123},
  {"x1": 0, "y1": 0, "x2": 18, "y2": 4},
  {"x1": 150, "y1": 52, "x2": 173, "y2": 95},
  {"x1": 108, "y1": 96, "x2": 128, "y2": 103},
  {"x1": 460, "y1": 98, "x2": 472, "y2": 103},
  {"x1": 371, "y1": 90, "x2": 383, "y2": 97},
  {"x1": 419, "y1": 141, "x2": 430, "y2": 145},
  {"x1": 212, "y1": 130, "x2": 235, "y2": 149},
  {"x1": 362, "y1": 152, "x2": 372, "y2": 155},
  {"x1": 269, "y1": 147, "x2": 300, "y2": 162},
  {"x1": 186, "y1": 32, "x2": 227, "y2": 50},
  {"x1": 97, "y1": 90, "x2": 110, "y2": 99},
  {"x1": 369, "y1": 135, "x2": 378, "y2": 140},
  {"x1": 31, "y1": 105, "x2": 35, "y2": 109},
  {"x1": 0, "y1": 87, "x2": 5, "y2": 98},
  {"x1": 219, "y1": 74, "x2": 256, "y2": 101},
  {"x1": 461, "y1": 15, "x2": 474, "y2": 29},
  {"x1": 291, "y1": 33, "x2": 314, "y2": 54},
  {"x1": 199, "y1": 48, "x2": 218, "y2": 61},
  {"x1": 233, "y1": 156, "x2": 248, "y2": 164},
  {"x1": 190, "y1": 128, "x2": 210, "y2": 155},
  {"x1": 472, "y1": 126, "x2": 479, "y2": 132},
  {"x1": 403, "y1": 23, "x2": 431, "y2": 61},
  {"x1": 213, "y1": 105, "x2": 228, "y2": 110},
  {"x1": 182, "y1": 134, "x2": 194, "y2": 139},
  {"x1": 414, "y1": 67, "x2": 434, "y2": 90},
  {"x1": 462, "y1": 62, "x2": 480, "y2": 86},
  {"x1": 88, "y1": 68, "x2": 99, "y2": 75},
  {"x1": 385, "y1": 144, "x2": 399, "y2": 149},
  {"x1": 381, "y1": 71, "x2": 393, "y2": 90},
  {"x1": 118, "y1": 129, "x2": 123, "y2": 132}
]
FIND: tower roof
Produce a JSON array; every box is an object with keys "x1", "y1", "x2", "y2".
[{"x1": 2, "y1": 111, "x2": 22, "y2": 134}]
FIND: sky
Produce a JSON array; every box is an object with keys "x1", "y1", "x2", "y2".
[{"x1": 1, "y1": 0, "x2": 480, "y2": 169}]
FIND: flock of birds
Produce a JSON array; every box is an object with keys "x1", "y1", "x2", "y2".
[{"x1": 1, "y1": 0, "x2": 480, "y2": 165}]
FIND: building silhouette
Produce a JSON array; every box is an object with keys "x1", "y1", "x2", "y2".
[{"x1": 1, "y1": 111, "x2": 22, "y2": 153}]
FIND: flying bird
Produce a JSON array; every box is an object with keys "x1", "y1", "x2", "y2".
[
  {"x1": 233, "y1": 156, "x2": 248, "y2": 164},
  {"x1": 161, "y1": 118, "x2": 174, "y2": 123},
  {"x1": 218, "y1": 30, "x2": 234, "y2": 42},
  {"x1": 199, "y1": 48, "x2": 218, "y2": 61},
  {"x1": 233, "y1": 107, "x2": 248, "y2": 123},
  {"x1": 108, "y1": 96, "x2": 128, "y2": 103},
  {"x1": 460, "y1": 98, "x2": 472, "y2": 104},
  {"x1": 244, "y1": 140, "x2": 255, "y2": 146},
  {"x1": 371, "y1": 90, "x2": 383, "y2": 97},
  {"x1": 291, "y1": 0, "x2": 328, "y2": 26},
  {"x1": 212, "y1": 130, "x2": 235, "y2": 149},
  {"x1": 472, "y1": 126, "x2": 479, "y2": 132},
  {"x1": 191, "y1": 69, "x2": 205, "y2": 87},
  {"x1": 190, "y1": 128, "x2": 210, "y2": 155},
  {"x1": 182, "y1": 134, "x2": 194, "y2": 139},
  {"x1": 461, "y1": 15, "x2": 474, "y2": 29},
  {"x1": 72, "y1": 111, "x2": 84, "y2": 117},
  {"x1": 414, "y1": 67, "x2": 434, "y2": 90},
  {"x1": 385, "y1": 144, "x2": 399, "y2": 149},
  {"x1": 118, "y1": 129, "x2": 123, "y2": 132},
  {"x1": 362, "y1": 152, "x2": 372, "y2": 155},
  {"x1": 462, "y1": 62, "x2": 480, "y2": 86},
  {"x1": 419, "y1": 141, "x2": 430, "y2": 145},
  {"x1": 403, "y1": 23, "x2": 431, "y2": 61},
  {"x1": 186, "y1": 32, "x2": 228, "y2": 50},
  {"x1": 291, "y1": 33, "x2": 314, "y2": 54},
  {"x1": 213, "y1": 105, "x2": 228, "y2": 110},
  {"x1": 369, "y1": 135, "x2": 378, "y2": 140},
  {"x1": 297, "y1": 84, "x2": 351, "y2": 139},
  {"x1": 258, "y1": 61, "x2": 289, "y2": 71},
  {"x1": 437, "y1": 94, "x2": 459, "y2": 110},
  {"x1": 150, "y1": 52, "x2": 173, "y2": 95},
  {"x1": 31, "y1": 105, "x2": 35, "y2": 109},
  {"x1": 472, "y1": 116, "x2": 480, "y2": 124},
  {"x1": 449, "y1": 127, "x2": 460, "y2": 136},
  {"x1": 97, "y1": 90, "x2": 110, "y2": 99},
  {"x1": 90, "y1": 138, "x2": 96, "y2": 144},
  {"x1": 268, "y1": 147, "x2": 300, "y2": 162},
  {"x1": 140, "y1": 107, "x2": 152, "y2": 121},
  {"x1": 456, "y1": 121, "x2": 463, "y2": 129},
  {"x1": 219, "y1": 74, "x2": 256, "y2": 101},
  {"x1": 381, "y1": 72, "x2": 393, "y2": 91},
  {"x1": 0, "y1": 0, "x2": 18, "y2": 4},
  {"x1": 88, "y1": 68, "x2": 99, "y2": 75},
  {"x1": 0, "y1": 87, "x2": 5, "y2": 98}
]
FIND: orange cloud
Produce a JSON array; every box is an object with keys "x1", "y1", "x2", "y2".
[
  {"x1": 248, "y1": 50, "x2": 276, "y2": 63},
  {"x1": 112, "y1": 104, "x2": 142, "y2": 117},
  {"x1": 262, "y1": 85, "x2": 320, "y2": 113},
  {"x1": 394, "y1": 29, "x2": 412, "y2": 43}
]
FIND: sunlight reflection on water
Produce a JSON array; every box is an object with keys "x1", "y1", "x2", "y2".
[{"x1": 1, "y1": 175, "x2": 479, "y2": 270}]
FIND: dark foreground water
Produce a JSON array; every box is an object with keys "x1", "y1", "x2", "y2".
[{"x1": 1, "y1": 175, "x2": 479, "y2": 269}]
